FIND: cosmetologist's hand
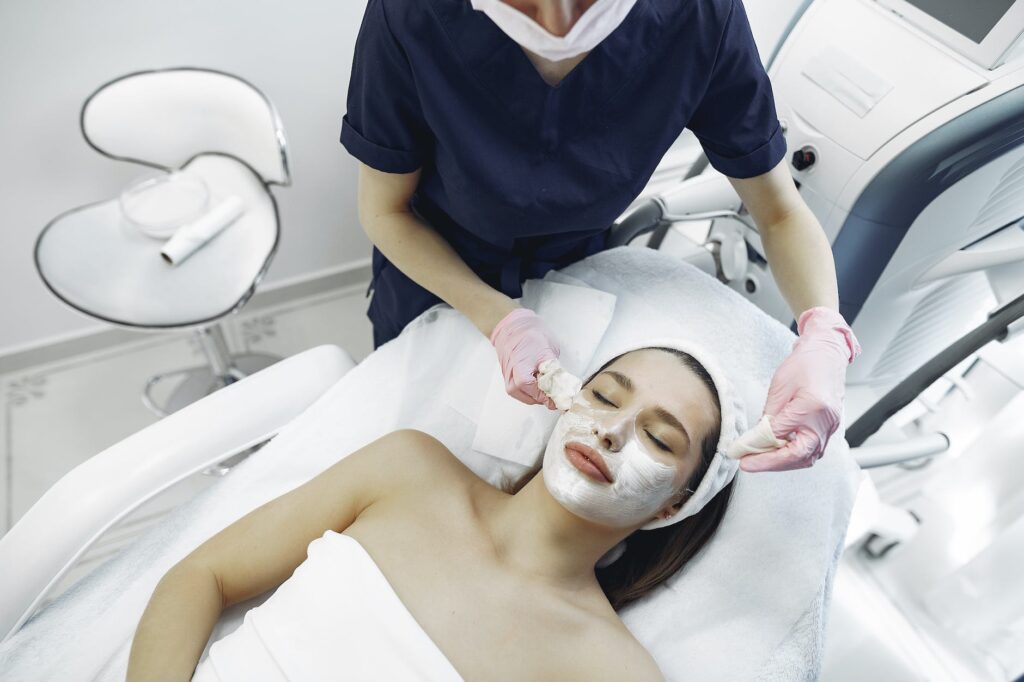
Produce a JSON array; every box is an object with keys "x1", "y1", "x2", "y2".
[
  {"x1": 489, "y1": 307, "x2": 559, "y2": 410},
  {"x1": 741, "y1": 306, "x2": 862, "y2": 472}
]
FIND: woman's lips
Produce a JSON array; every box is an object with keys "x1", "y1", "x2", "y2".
[{"x1": 564, "y1": 442, "x2": 613, "y2": 483}]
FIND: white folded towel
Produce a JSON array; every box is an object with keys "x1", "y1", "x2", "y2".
[{"x1": 192, "y1": 531, "x2": 462, "y2": 681}]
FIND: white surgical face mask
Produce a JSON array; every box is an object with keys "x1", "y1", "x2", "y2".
[
  {"x1": 470, "y1": 0, "x2": 639, "y2": 62},
  {"x1": 542, "y1": 394, "x2": 683, "y2": 528}
]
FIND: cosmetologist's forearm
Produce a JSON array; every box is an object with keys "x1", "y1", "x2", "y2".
[{"x1": 364, "y1": 208, "x2": 519, "y2": 337}]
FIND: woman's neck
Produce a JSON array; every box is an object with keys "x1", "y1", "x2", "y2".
[
  {"x1": 520, "y1": 46, "x2": 589, "y2": 86},
  {"x1": 501, "y1": 0, "x2": 600, "y2": 37},
  {"x1": 482, "y1": 473, "x2": 634, "y2": 589}
]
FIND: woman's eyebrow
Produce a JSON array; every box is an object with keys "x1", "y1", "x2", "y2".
[
  {"x1": 653, "y1": 407, "x2": 690, "y2": 442},
  {"x1": 601, "y1": 370, "x2": 634, "y2": 392},
  {"x1": 599, "y1": 371, "x2": 690, "y2": 441}
]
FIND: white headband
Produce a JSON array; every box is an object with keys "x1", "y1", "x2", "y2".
[{"x1": 581, "y1": 337, "x2": 746, "y2": 531}]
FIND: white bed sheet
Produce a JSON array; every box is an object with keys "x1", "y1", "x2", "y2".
[{"x1": 0, "y1": 247, "x2": 860, "y2": 681}]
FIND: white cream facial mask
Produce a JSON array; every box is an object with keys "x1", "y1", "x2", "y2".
[{"x1": 542, "y1": 395, "x2": 679, "y2": 527}]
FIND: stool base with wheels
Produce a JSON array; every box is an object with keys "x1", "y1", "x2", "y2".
[{"x1": 142, "y1": 324, "x2": 280, "y2": 417}]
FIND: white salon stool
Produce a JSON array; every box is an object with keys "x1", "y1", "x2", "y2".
[{"x1": 34, "y1": 67, "x2": 291, "y2": 416}]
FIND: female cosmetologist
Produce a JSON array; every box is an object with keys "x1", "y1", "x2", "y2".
[{"x1": 343, "y1": 0, "x2": 861, "y2": 473}]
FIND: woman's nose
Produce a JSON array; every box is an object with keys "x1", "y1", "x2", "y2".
[{"x1": 593, "y1": 413, "x2": 633, "y2": 451}]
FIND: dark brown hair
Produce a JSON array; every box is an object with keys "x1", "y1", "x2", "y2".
[{"x1": 503, "y1": 347, "x2": 735, "y2": 611}]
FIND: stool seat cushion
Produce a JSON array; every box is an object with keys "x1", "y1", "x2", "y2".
[{"x1": 35, "y1": 154, "x2": 277, "y2": 328}]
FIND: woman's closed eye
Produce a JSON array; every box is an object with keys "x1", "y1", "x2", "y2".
[
  {"x1": 590, "y1": 389, "x2": 672, "y2": 453},
  {"x1": 646, "y1": 432, "x2": 672, "y2": 452}
]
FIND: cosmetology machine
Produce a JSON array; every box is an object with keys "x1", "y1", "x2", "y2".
[
  {"x1": 613, "y1": 0, "x2": 1024, "y2": 677},
  {"x1": 618, "y1": 0, "x2": 1024, "y2": 475}
]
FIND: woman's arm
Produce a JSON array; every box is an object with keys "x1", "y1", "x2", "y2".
[
  {"x1": 127, "y1": 562, "x2": 224, "y2": 682},
  {"x1": 357, "y1": 162, "x2": 518, "y2": 338},
  {"x1": 126, "y1": 429, "x2": 433, "y2": 681},
  {"x1": 727, "y1": 161, "x2": 840, "y2": 316}
]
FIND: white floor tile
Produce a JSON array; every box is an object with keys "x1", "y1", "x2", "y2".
[
  {"x1": 825, "y1": 350, "x2": 1024, "y2": 681},
  {"x1": 233, "y1": 285, "x2": 375, "y2": 363},
  {"x1": 1, "y1": 285, "x2": 374, "y2": 535},
  {"x1": 5, "y1": 335, "x2": 196, "y2": 525},
  {"x1": 1, "y1": 283, "x2": 375, "y2": 605}
]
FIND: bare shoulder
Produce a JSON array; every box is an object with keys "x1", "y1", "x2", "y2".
[
  {"x1": 371, "y1": 428, "x2": 483, "y2": 494},
  {"x1": 385, "y1": 428, "x2": 469, "y2": 470},
  {"x1": 171, "y1": 429, "x2": 473, "y2": 609},
  {"x1": 572, "y1": 619, "x2": 665, "y2": 682}
]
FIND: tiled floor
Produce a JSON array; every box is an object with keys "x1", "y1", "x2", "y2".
[
  {"x1": 821, "y1": 346, "x2": 1024, "y2": 681},
  {"x1": 0, "y1": 283, "x2": 375, "y2": 597},
  {"x1": 3, "y1": 284, "x2": 376, "y2": 527}
]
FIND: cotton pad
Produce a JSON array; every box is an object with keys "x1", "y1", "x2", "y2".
[
  {"x1": 536, "y1": 358, "x2": 582, "y2": 411},
  {"x1": 725, "y1": 414, "x2": 787, "y2": 459}
]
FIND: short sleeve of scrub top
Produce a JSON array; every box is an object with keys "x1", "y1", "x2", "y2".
[
  {"x1": 339, "y1": 0, "x2": 789, "y2": 348},
  {"x1": 685, "y1": 0, "x2": 787, "y2": 179},
  {"x1": 339, "y1": 0, "x2": 429, "y2": 174}
]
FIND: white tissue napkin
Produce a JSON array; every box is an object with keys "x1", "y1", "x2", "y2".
[{"x1": 725, "y1": 414, "x2": 786, "y2": 459}]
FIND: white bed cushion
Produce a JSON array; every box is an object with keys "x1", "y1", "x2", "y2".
[{"x1": 0, "y1": 247, "x2": 859, "y2": 681}]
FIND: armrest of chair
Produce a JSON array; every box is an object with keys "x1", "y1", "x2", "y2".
[{"x1": 0, "y1": 344, "x2": 356, "y2": 642}]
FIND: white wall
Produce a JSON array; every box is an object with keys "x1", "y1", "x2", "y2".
[
  {"x1": 0, "y1": 0, "x2": 807, "y2": 356},
  {"x1": 0, "y1": 0, "x2": 371, "y2": 355},
  {"x1": 745, "y1": 0, "x2": 812, "y2": 64}
]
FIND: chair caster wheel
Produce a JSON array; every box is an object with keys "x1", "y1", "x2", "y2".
[{"x1": 862, "y1": 510, "x2": 921, "y2": 559}]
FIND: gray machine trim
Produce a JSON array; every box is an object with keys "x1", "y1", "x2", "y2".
[
  {"x1": 832, "y1": 84, "x2": 1024, "y2": 323},
  {"x1": 847, "y1": 287, "x2": 1024, "y2": 446}
]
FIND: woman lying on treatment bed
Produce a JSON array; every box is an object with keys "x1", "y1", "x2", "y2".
[{"x1": 128, "y1": 344, "x2": 737, "y2": 681}]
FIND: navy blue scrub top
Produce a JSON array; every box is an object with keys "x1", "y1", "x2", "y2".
[{"x1": 341, "y1": 0, "x2": 788, "y2": 349}]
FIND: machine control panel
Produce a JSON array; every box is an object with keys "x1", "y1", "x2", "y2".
[{"x1": 792, "y1": 147, "x2": 818, "y2": 171}]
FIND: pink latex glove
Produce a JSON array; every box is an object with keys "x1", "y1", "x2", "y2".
[
  {"x1": 489, "y1": 307, "x2": 559, "y2": 410},
  {"x1": 740, "y1": 306, "x2": 862, "y2": 473}
]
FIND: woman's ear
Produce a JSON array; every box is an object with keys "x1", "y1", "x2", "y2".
[{"x1": 653, "y1": 493, "x2": 687, "y2": 521}]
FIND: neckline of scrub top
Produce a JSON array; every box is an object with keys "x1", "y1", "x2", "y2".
[{"x1": 428, "y1": 0, "x2": 667, "y2": 145}]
